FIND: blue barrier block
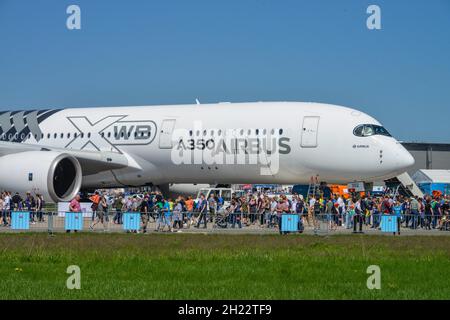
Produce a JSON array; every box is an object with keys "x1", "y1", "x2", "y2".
[
  {"x1": 11, "y1": 211, "x2": 30, "y2": 230},
  {"x1": 123, "y1": 212, "x2": 140, "y2": 231},
  {"x1": 381, "y1": 215, "x2": 398, "y2": 233},
  {"x1": 281, "y1": 214, "x2": 299, "y2": 232},
  {"x1": 65, "y1": 212, "x2": 83, "y2": 231}
]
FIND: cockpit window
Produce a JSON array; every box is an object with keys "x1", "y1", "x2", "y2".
[{"x1": 353, "y1": 124, "x2": 391, "y2": 137}]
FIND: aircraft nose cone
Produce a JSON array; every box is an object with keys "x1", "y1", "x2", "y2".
[{"x1": 397, "y1": 149, "x2": 415, "y2": 170}]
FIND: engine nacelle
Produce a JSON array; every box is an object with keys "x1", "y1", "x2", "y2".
[{"x1": 0, "y1": 151, "x2": 82, "y2": 203}]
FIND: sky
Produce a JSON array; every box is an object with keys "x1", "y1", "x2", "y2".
[{"x1": 0, "y1": 0, "x2": 449, "y2": 142}]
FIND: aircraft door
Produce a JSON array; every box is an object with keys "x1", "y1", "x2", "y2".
[
  {"x1": 159, "y1": 119, "x2": 176, "y2": 149},
  {"x1": 301, "y1": 116, "x2": 320, "y2": 148}
]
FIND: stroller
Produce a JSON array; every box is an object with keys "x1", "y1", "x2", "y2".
[
  {"x1": 213, "y1": 207, "x2": 229, "y2": 228},
  {"x1": 439, "y1": 215, "x2": 450, "y2": 231}
]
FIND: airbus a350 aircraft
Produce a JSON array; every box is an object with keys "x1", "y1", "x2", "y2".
[{"x1": 0, "y1": 102, "x2": 414, "y2": 202}]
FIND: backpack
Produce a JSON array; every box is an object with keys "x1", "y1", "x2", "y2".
[
  {"x1": 296, "y1": 201, "x2": 303, "y2": 213},
  {"x1": 382, "y1": 200, "x2": 390, "y2": 213},
  {"x1": 361, "y1": 199, "x2": 367, "y2": 211}
]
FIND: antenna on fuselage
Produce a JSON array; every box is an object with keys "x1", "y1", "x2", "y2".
[{"x1": 195, "y1": 98, "x2": 200, "y2": 105}]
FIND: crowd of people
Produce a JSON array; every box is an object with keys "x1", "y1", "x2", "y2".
[
  {"x1": 76, "y1": 189, "x2": 450, "y2": 234},
  {"x1": 0, "y1": 191, "x2": 45, "y2": 226},
  {"x1": 1, "y1": 188, "x2": 449, "y2": 234}
]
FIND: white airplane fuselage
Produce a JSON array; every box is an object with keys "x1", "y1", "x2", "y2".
[{"x1": 6, "y1": 102, "x2": 414, "y2": 190}]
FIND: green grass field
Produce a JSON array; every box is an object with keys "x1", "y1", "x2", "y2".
[{"x1": 0, "y1": 233, "x2": 449, "y2": 299}]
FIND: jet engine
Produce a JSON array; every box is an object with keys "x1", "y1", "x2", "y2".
[{"x1": 0, "y1": 151, "x2": 82, "y2": 203}]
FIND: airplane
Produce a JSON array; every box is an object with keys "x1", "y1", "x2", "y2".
[{"x1": 0, "y1": 102, "x2": 415, "y2": 203}]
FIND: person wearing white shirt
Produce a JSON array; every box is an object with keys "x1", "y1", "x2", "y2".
[{"x1": 3, "y1": 192, "x2": 11, "y2": 226}]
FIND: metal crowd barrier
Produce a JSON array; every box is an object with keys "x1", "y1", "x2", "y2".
[{"x1": 0, "y1": 210, "x2": 449, "y2": 234}]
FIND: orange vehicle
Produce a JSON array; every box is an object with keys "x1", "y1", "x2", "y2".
[
  {"x1": 329, "y1": 184, "x2": 366, "y2": 199},
  {"x1": 329, "y1": 185, "x2": 349, "y2": 199}
]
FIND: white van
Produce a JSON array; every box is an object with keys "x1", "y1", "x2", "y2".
[{"x1": 196, "y1": 188, "x2": 246, "y2": 207}]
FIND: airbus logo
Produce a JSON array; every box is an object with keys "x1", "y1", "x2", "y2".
[{"x1": 66, "y1": 115, "x2": 157, "y2": 151}]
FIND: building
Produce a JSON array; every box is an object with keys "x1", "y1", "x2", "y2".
[
  {"x1": 412, "y1": 169, "x2": 450, "y2": 195},
  {"x1": 401, "y1": 142, "x2": 450, "y2": 175}
]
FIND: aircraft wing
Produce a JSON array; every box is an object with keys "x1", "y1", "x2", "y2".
[{"x1": 0, "y1": 140, "x2": 129, "y2": 175}]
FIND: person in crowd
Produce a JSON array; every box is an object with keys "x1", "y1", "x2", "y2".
[
  {"x1": 154, "y1": 197, "x2": 165, "y2": 231},
  {"x1": 24, "y1": 192, "x2": 36, "y2": 224},
  {"x1": 325, "y1": 198, "x2": 333, "y2": 227},
  {"x1": 12, "y1": 192, "x2": 22, "y2": 211},
  {"x1": 424, "y1": 196, "x2": 433, "y2": 230},
  {"x1": 2, "y1": 192, "x2": 11, "y2": 226},
  {"x1": 0, "y1": 194, "x2": 4, "y2": 226},
  {"x1": 330, "y1": 202, "x2": 339, "y2": 231},
  {"x1": 353, "y1": 198, "x2": 363, "y2": 233},
  {"x1": 67, "y1": 194, "x2": 81, "y2": 233},
  {"x1": 431, "y1": 197, "x2": 441, "y2": 229},
  {"x1": 409, "y1": 196, "x2": 419, "y2": 229},
  {"x1": 35, "y1": 194, "x2": 44, "y2": 223},
  {"x1": 89, "y1": 191, "x2": 101, "y2": 222},
  {"x1": 392, "y1": 201, "x2": 402, "y2": 235},
  {"x1": 438, "y1": 199, "x2": 449, "y2": 230},
  {"x1": 89, "y1": 193, "x2": 108, "y2": 232},
  {"x1": 113, "y1": 195, "x2": 124, "y2": 224},
  {"x1": 275, "y1": 198, "x2": 287, "y2": 234},
  {"x1": 195, "y1": 194, "x2": 208, "y2": 229},
  {"x1": 208, "y1": 193, "x2": 217, "y2": 223},
  {"x1": 371, "y1": 197, "x2": 381, "y2": 229},
  {"x1": 184, "y1": 196, "x2": 194, "y2": 227},
  {"x1": 139, "y1": 195, "x2": 150, "y2": 234},
  {"x1": 312, "y1": 196, "x2": 322, "y2": 229},
  {"x1": 229, "y1": 199, "x2": 242, "y2": 229},
  {"x1": 162, "y1": 199, "x2": 173, "y2": 232},
  {"x1": 256, "y1": 193, "x2": 265, "y2": 225},
  {"x1": 217, "y1": 193, "x2": 224, "y2": 211},
  {"x1": 173, "y1": 198, "x2": 183, "y2": 231},
  {"x1": 346, "y1": 204, "x2": 355, "y2": 229}
]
